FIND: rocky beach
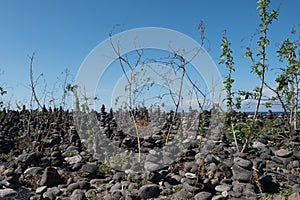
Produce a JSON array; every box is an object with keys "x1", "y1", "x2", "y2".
[{"x1": 0, "y1": 105, "x2": 299, "y2": 200}]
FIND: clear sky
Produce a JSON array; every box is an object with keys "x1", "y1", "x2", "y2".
[{"x1": 0, "y1": 0, "x2": 299, "y2": 111}]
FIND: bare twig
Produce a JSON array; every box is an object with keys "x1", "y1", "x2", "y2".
[{"x1": 29, "y1": 52, "x2": 42, "y2": 110}]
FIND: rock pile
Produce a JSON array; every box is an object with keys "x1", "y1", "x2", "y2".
[{"x1": 0, "y1": 106, "x2": 299, "y2": 199}]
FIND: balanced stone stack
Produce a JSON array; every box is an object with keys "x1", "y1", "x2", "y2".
[{"x1": 0, "y1": 107, "x2": 299, "y2": 199}]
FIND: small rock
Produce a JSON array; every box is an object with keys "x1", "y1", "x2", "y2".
[
  {"x1": 111, "y1": 190, "x2": 124, "y2": 199},
  {"x1": 78, "y1": 181, "x2": 90, "y2": 189},
  {"x1": 231, "y1": 164, "x2": 252, "y2": 182},
  {"x1": 292, "y1": 161, "x2": 300, "y2": 168},
  {"x1": 113, "y1": 172, "x2": 126, "y2": 182},
  {"x1": 43, "y1": 187, "x2": 61, "y2": 200},
  {"x1": 40, "y1": 167, "x2": 61, "y2": 187},
  {"x1": 81, "y1": 164, "x2": 98, "y2": 178},
  {"x1": 268, "y1": 194, "x2": 286, "y2": 200},
  {"x1": 221, "y1": 190, "x2": 228, "y2": 198},
  {"x1": 252, "y1": 141, "x2": 266, "y2": 149},
  {"x1": 64, "y1": 155, "x2": 82, "y2": 165},
  {"x1": 275, "y1": 149, "x2": 293, "y2": 158},
  {"x1": 147, "y1": 171, "x2": 162, "y2": 183},
  {"x1": 272, "y1": 156, "x2": 284, "y2": 164},
  {"x1": 0, "y1": 188, "x2": 17, "y2": 199},
  {"x1": 185, "y1": 172, "x2": 197, "y2": 179},
  {"x1": 2, "y1": 173, "x2": 20, "y2": 188},
  {"x1": 234, "y1": 157, "x2": 252, "y2": 169},
  {"x1": 218, "y1": 163, "x2": 232, "y2": 178},
  {"x1": 172, "y1": 188, "x2": 192, "y2": 200},
  {"x1": 144, "y1": 161, "x2": 162, "y2": 172},
  {"x1": 161, "y1": 188, "x2": 172, "y2": 196},
  {"x1": 181, "y1": 178, "x2": 195, "y2": 186},
  {"x1": 39, "y1": 157, "x2": 51, "y2": 167},
  {"x1": 288, "y1": 192, "x2": 300, "y2": 200},
  {"x1": 17, "y1": 152, "x2": 42, "y2": 166},
  {"x1": 193, "y1": 191, "x2": 213, "y2": 200},
  {"x1": 67, "y1": 181, "x2": 90, "y2": 192},
  {"x1": 138, "y1": 184, "x2": 160, "y2": 199},
  {"x1": 184, "y1": 162, "x2": 197, "y2": 173},
  {"x1": 212, "y1": 194, "x2": 226, "y2": 200},
  {"x1": 215, "y1": 184, "x2": 231, "y2": 192},
  {"x1": 36, "y1": 186, "x2": 47, "y2": 194},
  {"x1": 71, "y1": 189, "x2": 87, "y2": 200},
  {"x1": 24, "y1": 167, "x2": 43, "y2": 179},
  {"x1": 110, "y1": 183, "x2": 122, "y2": 191},
  {"x1": 15, "y1": 186, "x2": 30, "y2": 200},
  {"x1": 90, "y1": 178, "x2": 110, "y2": 188},
  {"x1": 292, "y1": 184, "x2": 300, "y2": 193}
]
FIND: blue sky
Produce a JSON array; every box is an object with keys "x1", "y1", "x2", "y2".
[{"x1": 0, "y1": 0, "x2": 299, "y2": 111}]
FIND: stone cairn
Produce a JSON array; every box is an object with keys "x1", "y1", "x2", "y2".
[{"x1": 0, "y1": 105, "x2": 299, "y2": 199}]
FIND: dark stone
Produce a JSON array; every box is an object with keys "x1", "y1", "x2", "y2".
[
  {"x1": 218, "y1": 163, "x2": 233, "y2": 178},
  {"x1": 259, "y1": 175, "x2": 273, "y2": 185},
  {"x1": 0, "y1": 188, "x2": 17, "y2": 199},
  {"x1": 40, "y1": 167, "x2": 61, "y2": 187},
  {"x1": 71, "y1": 189, "x2": 87, "y2": 200},
  {"x1": 212, "y1": 195, "x2": 226, "y2": 200},
  {"x1": 203, "y1": 179, "x2": 217, "y2": 192},
  {"x1": 111, "y1": 190, "x2": 124, "y2": 200},
  {"x1": 50, "y1": 157, "x2": 63, "y2": 167},
  {"x1": 147, "y1": 171, "x2": 162, "y2": 183},
  {"x1": 165, "y1": 175, "x2": 180, "y2": 185},
  {"x1": 172, "y1": 188, "x2": 192, "y2": 200},
  {"x1": 78, "y1": 181, "x2": 90, "y2": 189},
  {"x1": 23, "y1": 167, "x2": 43, "y2": 178},
  {"x1": 275, "y1": 149, "x2": 293, "y2": 158},
  {"x1": 264, "y1": 182, "x2": 281, "y2": 194},
  {"x1": 234, "y1": 157, "x2": 252, "y2": 169},
  {"x1": 272, "y1": 156, "x2": 284, "y2": 164},
  {"x1": 110, "y1": 183, "x2": 122, "y2": 191},
  {"x1": 15, "y1": 186, "x2": 30, "y2": 200},
  {"x1": 39, "y1": 157, "x2": 51, "y2": 167},
  {"x1": 17, "y1": 152, "x2": 43, "y2": 166},
  {"x1": 2, "y1": 174, "x2": 20, "y2": 188},
  {"x1": 81, "y1": 164, "x2": 98, "y2": 179},
  {"x1": 43, "y1": 187, "x2": 61, "y2": 200},
  {"x1": 292, "y1": 184, "x2": 300, "y2": 193},
  {"x1": 193, "y1": 191, "x2": 213, "y2": 200},
  {"x1": 67, "y1": 181, "x2": 90, "y2": 192},
  {"x1": 0, "y1": 135, "x2": 14, "y2": 154},
  {"x1": 138, "y1": 184, "x2": 160, "y2": 199},
  {"x1": 231, "y1": 164, "x2": 252, "y2": 182}
]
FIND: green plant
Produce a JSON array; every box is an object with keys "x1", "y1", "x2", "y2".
[
  {"x1": 279, "y1": 187, "x2": 292, "y2": 197},
  {"x1": 41, "y1": 138, "x2": 52, "y2": 144},
  {"x1": 257, "y1": 187, "x2": 292, "y2": 200},
  {"x1": 220, "y1": 31, "x2": 245, "y2": 152},
  {"x1": 172, "y1": 186, "x2": 180, "y2": 193},
  {"x1": 135, "y1": 177, "x2": 147, "y2": 189},
  {"x1": 198, "y1": 113, "x2": 209, "y2": 136},
  {"x1": 231, "y1": 119, "x2": 262, "y2": 152},
  {"x1": 85, "y1": 190, "x2": 99, "y2": 200},
  {"x1": 109, "y1": 154, "x2": 129, "y2": 166},
  {"x1": 220, "y1": 31, "x2": 237, "y2": 113},
  {"x1": 219, "y1": 0, "x2": 300, "y2": 153},
  {"x1": 257, "y1": 192, "x2": 271, "y2": 200},
  {"x1": 282, "y1": 138, "x2": 300, "y2": 152},
  {"x1": 0, "y1": 151, "x2": 14, "y2": 161},
  {"x1": 276, "y1": 38, "x2": 300, "y2": 131},
  {"x1": 97, "y1": 163, "x2": 111, "y2": 175},
  {"x1": 244, "y1": 0, "x2": 279, "y2": 119}
]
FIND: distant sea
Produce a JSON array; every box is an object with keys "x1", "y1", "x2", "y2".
[{"x1": 244, "y1": 111, "x2": 300, "y2": 115}]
